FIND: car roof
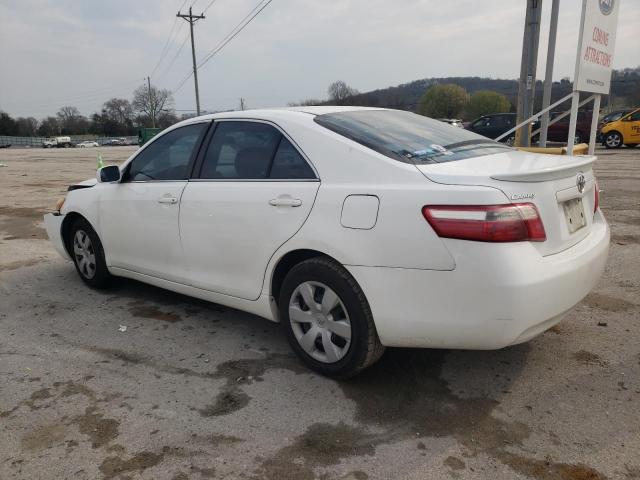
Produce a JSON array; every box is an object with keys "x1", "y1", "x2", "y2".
[{"x1": 178, "y1": 106, "x2": 389, "y2": 125}]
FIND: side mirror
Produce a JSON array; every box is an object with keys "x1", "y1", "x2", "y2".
[{"x1": 97, "y1": 165, "x2": 120, "y2": 183}]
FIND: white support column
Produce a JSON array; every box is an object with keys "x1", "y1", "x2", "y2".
[
  {"x1": 588, "y1": 94, "x2": 601, "y2": 155},
  {"x1": 566, "y1": 91, "x2": 580, "y2": 155}
]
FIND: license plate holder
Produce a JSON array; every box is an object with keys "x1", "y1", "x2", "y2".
[{"x1": 562, "y1": 198, "x2": 586, "y2": 234}]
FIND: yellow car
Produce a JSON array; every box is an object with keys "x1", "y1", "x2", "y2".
[{"x1": 601, "y1": 107, "x2": 640, "y2": 149}]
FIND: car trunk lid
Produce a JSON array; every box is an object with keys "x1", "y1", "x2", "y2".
[{"x1": 416, "y1": 150, "x2": 598, "y2": 256}]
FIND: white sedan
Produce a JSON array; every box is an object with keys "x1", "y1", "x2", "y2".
[
  {"x1": 44, "y1": 107, "x2": 609, "y2": 377},
  {"x1": 77, "y1": 141, "x2": 99, "y2": 148}
]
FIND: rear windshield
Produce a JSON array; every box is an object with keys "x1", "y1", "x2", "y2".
[{"x1": 314, "y1": 110, "x2": 510, "y2": 164}]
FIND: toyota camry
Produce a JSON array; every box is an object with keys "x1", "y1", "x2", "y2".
[{"x1": 44, "y1": 107, "x2": 610, "y2": 377}]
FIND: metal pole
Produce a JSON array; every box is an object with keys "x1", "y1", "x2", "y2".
[
  {"x1": 189, "y1": 7, "x2": 201, "y2": 116},
  {"x1": 567, "y1": 91, "x2": 580, "y2": 154},
  {"x1": 588, "y1": 95, "x2": 601, "y2": 155},
  {"x1": 147, "y1": 76, "x2": 155, "y2": 128},
  {"x1": 515, "y1": 0, "x2": 543, "y2": 147},
  {"x1": 177, "y1": 8, "x2": 205, "y2": 116},
  {"x1": 568, "y1": 0, "x2": 588, "y2": 155},
  {"x1": 539, "y1": 0, "x2": 560, "y2": 147}
]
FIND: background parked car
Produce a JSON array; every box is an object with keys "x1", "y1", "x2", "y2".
[
  {"x1": 437, "y1": 118, "x2": 464, "y2": 128},
  {"x1": 465, "y1": 113, "x2": 538, "y2": 145},
  {"x1": 597, "y1": 109, "x2": 631, "y2": 142},
  {"x1": 546, "y1": 110, "x2": 592, "y2": 144},
  {"x1": 103, "y1": 138, "x2": 126, "y2": 146},
  {"x1": 76, "y1": 140, "x2": 99, "y2": 148},
  {"x1": 601, "y1": 108, "x2": 640, "y2": 149},
  {"x1": 596, "y1": 110, "x2": 631, "y2": 142}
]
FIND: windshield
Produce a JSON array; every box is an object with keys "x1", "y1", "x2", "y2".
[{"x1": 314, "y1": 110, "x2": 510, "y2": 164}]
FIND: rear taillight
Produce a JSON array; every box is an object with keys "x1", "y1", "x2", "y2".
[
  {"x1": 594, "y1": 180, "x2": 599, "y2": 213},
  {"x1": 422, "y1": 203, "x2": 546, "y2": 242}
]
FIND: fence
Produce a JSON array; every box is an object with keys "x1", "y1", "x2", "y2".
[{"x1": 0, "y1": 135, "x2": 138, "y2": 147}]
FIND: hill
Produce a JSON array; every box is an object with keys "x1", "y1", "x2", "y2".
[{"x1": 342, "y1": 67, "x2": 640, "y2": 118}]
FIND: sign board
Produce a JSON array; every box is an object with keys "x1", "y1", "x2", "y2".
[{"x1": 574, "y1": 0, "x2": 620, "y2": 94}]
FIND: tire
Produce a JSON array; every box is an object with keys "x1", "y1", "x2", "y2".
[
  {"x1": 604, "y1": 131, "x2": 623, "y2": 149},
  {"x1": 68, "y1": 217, "x2": 112, "y2": 289},
  {"x1": 505, "y1": 135, "x2": 515, "y2": 147},
  {"x1": 279, "y1": 257, "x2": 384, "y2": 378},
  {"x1": 574, "y1": 132, "x2": 583, "y2": 144}
]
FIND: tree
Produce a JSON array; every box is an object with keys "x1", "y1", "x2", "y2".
[
  {"x1": 287, "y1": 98, "x2": 324, "y2": 107},
  {"x1": 56, "y1": 106, "x2": 89, "y2": 134},
  {"x1": 328, "y1": 80, "x2": 359, "y2": 104},
  {"x1": 15, "y1": 117, "x2": 39, "y2": 137},
  {"x1": 132, "y1": 83, "x2": 174, "y2": 128},
  {"x1": 416, "y1": 84, "x2": 469, "y2": 119},
  {"x1": 38, "y1": 117, "x2": 60, "y2": 136},
  {"x1": 0, "y1": 111, "x2": 18, "y2": 135},
  {"x1": 103, "y1": 98, "x2": 133, "y2": 126},
  {"x1": 464, "y1": 91, "x2": 512, "y2": 121}
]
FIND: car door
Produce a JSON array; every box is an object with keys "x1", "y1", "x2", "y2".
[
  {"x1": 470, "y1": 117, "x2": 491, "y2": 138},
  {"x1": 98, "y1": 122, "x2": 208, "y2": 284},
  {"x1": 621, "y1": 110, "x2": 640, "y2": 144},
  {"x1": 180, "y1": 119, "x2": 320, "y2": 300}
]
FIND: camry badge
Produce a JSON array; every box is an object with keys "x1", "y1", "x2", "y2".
[{"x1": 576, "y1": 173, "x2": 586, "y2": 193}]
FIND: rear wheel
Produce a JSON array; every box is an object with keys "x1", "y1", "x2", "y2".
[
  {"x1": 69, "y1": 218, "x2": 112, "y2": 288},
  {"x1": 279, "y1": 257, "x2": 384, "y2": 378},
  {"x1": 574, "y1": 132, "x2": 583, "y2": 144},
  {"x1": 604, "y1": 131, "x2": 622, "y2": 149}
]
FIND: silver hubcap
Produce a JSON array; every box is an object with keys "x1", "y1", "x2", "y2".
[
  {"x1": 289, "y1": 281, "x2": 352, "y2": 364},
  {"x1": 73, "y1": 230, "x2": 96, "y2": 279},
  {"x1": 606, "y1": 134, "x2": 620, "y2": 147}
]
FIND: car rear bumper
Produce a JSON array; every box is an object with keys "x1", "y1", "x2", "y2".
[
  {"x1": 347, "y1": 210, "x2": 610, "y2": 349},
  {"x1": 44, "y1": 213, "x2": 71, "y2": 260}
]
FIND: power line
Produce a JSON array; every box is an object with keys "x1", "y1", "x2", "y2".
[
  {"x1": 173, "y1": 0, "x2": 274, "y2": 93},
  {"x1": 149, "y1": 0, "x2": 189, "y2": 77},
  {"x1": 155, "y1": 27, "x2": 190, "y2": 82},
  {"x1": 202, "y1": 0, "x2": 218, "y2": 14}
]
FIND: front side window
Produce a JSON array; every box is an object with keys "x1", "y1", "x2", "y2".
[
  {"x1": 628, "y1": 111, "x2": 640, "y2": 122},
  {"x1": 125, "y1": 123, "x2": 206, "y2": 181},
  {"x1": 199, "y1": 121, "x2": 315, "y2": 180},
  {"x1": 315, "y1": 110, "x2": 510, "y2": 165}
]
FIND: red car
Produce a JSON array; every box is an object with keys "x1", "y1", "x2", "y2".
[{"x1": 546, "y1": 111, "x2": 593, "y2": 144}]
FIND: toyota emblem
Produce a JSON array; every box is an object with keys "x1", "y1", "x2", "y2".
[{"x1": 576, "y1": 173, "x2": 586, "y2": 193}]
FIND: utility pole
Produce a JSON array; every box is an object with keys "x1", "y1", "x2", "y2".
[
  {"x1": 147, "y1": 76, "x2": 156, "y2": 128},
  {"x1": 539, "y1": 0, "x2": 560, "y2": 147},
  {"x1": 177, "y1": 7, "x2": 205, "y2": 116},
  {"x1": 239, "y1": 97, "x2": 246, "y2": 111},
  {"x1": 515, "y1": 0, "x2": 543, "y2": 147}
]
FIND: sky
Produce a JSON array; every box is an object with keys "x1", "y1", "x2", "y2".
[{"x1": 0, "y1": 0, "x2": 638, "y2": 119}]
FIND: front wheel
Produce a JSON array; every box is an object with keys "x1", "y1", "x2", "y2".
[
  {"x1": 69, "y1": 218, "x2": 112, "y2": 288},
  {"x1": 279, "y1": 257, "x2": 384, "y2": 378},
  {"x1": 604, "y1": 131, "x2": 622, "y2": 149}
]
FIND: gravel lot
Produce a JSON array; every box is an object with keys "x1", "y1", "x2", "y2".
[{"x1": 1, "y1": 145, "x2": 639, "y2": 480}]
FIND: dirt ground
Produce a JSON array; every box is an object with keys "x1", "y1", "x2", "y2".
[{"x1": 0, "y1": 145, "x2": 639, "y2": 480}]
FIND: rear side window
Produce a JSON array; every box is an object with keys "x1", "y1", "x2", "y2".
[
  {"x1": 199, "y1": 121, "x2": 315, "y2": 180},
  {"x1": 270, "y1": 138, "x2": 315, "y2": 179},
  {"x1": 125, "y1": 123, "x2": 206, "y2": 181},
  {"x1": 314, "y1": 110, "x2": 509, "y2": 164}
]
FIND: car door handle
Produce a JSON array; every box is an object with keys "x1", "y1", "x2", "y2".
[
  {"x1": 158, "y1": 196, "x2": 178, "y2": 204},
  {"x1": 269, "y1": 197, "x2": 302, "y2": 207}
]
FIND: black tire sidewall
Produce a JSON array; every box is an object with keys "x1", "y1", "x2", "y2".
[
  {"x1": 279, "y1": 259, "x2": 374, "y2": 378},
  {"x1": 69, "y1": 218, "x2": 111, "y2": 289}
]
